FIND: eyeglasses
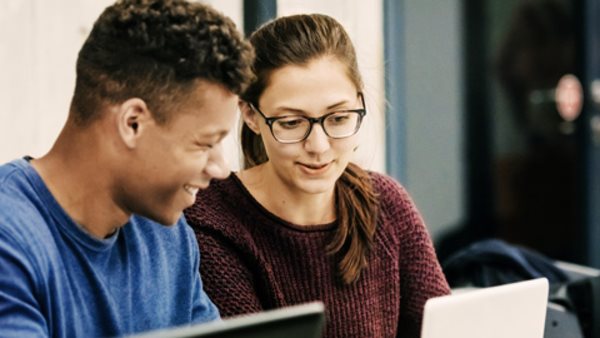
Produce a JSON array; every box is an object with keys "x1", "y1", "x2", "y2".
[{"x1": 248, "y1": 93, "x2": 367, "y2": 144}]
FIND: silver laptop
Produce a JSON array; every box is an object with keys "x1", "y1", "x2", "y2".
[
  {"x1": 127, "y1": 302, "x2": 325, "y2": 338},
  {"x1": 421, "y1": 278, "x2": 549, "y2": 338}
]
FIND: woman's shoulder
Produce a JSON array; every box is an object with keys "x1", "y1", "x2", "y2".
[
  {"x1": 366, "y1": 171, "x2": 423, "y2": 231},
  {"x1": 366, "y1": 171, "x2": 412, "y2": 204}
]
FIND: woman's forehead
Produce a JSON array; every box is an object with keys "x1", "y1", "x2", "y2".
[{"x1": 259, "y1": 59, "x2": 357, "y2": 111}]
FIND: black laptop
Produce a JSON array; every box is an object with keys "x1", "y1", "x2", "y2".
[{"x1": 126, "y1": 302, "x2": 325, "y2": 338}]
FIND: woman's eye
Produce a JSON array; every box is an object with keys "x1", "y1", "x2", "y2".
[
  {"x1": 277, "y1": 118, "x2": 306, "y2": 129},
  {"x1": 329, "y1": 113, "x2": 351, "y2": 124}
]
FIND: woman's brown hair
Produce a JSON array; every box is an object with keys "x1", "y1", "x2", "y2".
[{"x1": 241, "y1": 14, "x2": 379, "y2": 284}]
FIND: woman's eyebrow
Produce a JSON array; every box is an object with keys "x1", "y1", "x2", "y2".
[
  {"x1": 272, "y1": 106, "x2": 306, "y2": 114},
  {"x1": 326, "y1": 99, "x2": 351, "y2": 110},
  {"x1": 272, "y1": 99, "x2": 352, "y2": 114}
]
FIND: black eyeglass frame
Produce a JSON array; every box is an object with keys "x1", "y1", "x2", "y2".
[{"x1": 248, "y1": 93, "x2": 367, "y2": 144}]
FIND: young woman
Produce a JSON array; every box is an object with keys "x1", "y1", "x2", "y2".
[{"x1": 184, "y1": 14, "x2": 450, "y2": 337}]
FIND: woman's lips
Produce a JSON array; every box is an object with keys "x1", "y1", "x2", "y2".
[{"x1": 297, "y1": 161, "x2": 332, "y2": 175}]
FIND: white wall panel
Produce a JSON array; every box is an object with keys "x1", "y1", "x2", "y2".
[{"x1": 0, "y1": 0, "x2": 112, "y2": 163}]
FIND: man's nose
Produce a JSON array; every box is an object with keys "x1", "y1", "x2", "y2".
[{"x1": 204, "y1": 143, "x2": 229, "y2": 180}]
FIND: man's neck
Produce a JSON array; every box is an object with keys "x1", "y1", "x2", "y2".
[{"x1": 31, "y1": 127, "x2": 129, "y2": 239}]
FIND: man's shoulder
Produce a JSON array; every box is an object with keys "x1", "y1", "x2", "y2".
[
  {"x1": 0, "y1": 160, "x2": 60, "y2": 265},
  {"x1": 0, "y1": 159, "x2": 28, "y2": 190},
  {"x1": 0, "y1": 160, "x2": 43, "y2": 223}
]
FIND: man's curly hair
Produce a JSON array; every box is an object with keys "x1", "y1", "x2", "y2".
[{"x1": 71, "y1": 0, "x2": 254, "y2": 125}]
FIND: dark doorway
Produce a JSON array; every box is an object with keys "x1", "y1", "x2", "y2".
[{"x1": 439, "y1": 0, "x2": 588, "y2": 265}]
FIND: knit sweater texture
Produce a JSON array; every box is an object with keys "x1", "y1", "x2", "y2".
[{"x1": 184, "y1": 172, "x2": 450, "y2": 338}]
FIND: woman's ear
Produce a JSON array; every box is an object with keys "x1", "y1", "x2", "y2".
[{"x1": 240, "y1": 101, "x2": 261, "y2": 134}]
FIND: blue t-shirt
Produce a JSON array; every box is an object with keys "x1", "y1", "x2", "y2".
[{"x1": 0, "y1": 159, "x2": 219, "y2": 337}]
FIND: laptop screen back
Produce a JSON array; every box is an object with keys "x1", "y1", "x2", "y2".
[
  {"x1": 421, "y1": 278, "x2": 549, "y2": 338},
  {"x1": 127, "y1": 302, "x2": 325, "y2": 338}
]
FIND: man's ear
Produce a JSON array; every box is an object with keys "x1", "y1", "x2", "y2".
[
  {"x1": 116, "y1": 98, "x2": 153, "y2": 149},
  {"x1": 239, "y1": 101, "x2": 261, "y2": 134}
]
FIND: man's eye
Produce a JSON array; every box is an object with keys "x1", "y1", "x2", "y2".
[{"x1": 197, "y1": 143, "x2": 213, "y2": 151}]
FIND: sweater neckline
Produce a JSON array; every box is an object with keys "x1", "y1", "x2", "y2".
[{"x1": 227, "y1": 173, "x2": 337, "y2": 233}]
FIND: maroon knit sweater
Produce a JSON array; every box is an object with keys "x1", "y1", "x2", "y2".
[{"x1": 184, "y1": 172, "x2": 450, "y2": 338}]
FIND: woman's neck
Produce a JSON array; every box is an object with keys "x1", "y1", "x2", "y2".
[{"x1": 237, "y1": 164, "x2": 336, "y2": 226}]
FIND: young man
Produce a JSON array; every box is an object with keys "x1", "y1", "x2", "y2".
[{"x1": 0, "y1": 1, "x2": 254, "y2": 337}]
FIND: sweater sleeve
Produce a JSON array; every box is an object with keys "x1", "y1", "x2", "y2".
[
  {"x1": 374, "y1": 175, "x2": 451, "y2": 338},
  {"x1": 195, "y1": 230, "x2": 264, "y2": 318}
]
